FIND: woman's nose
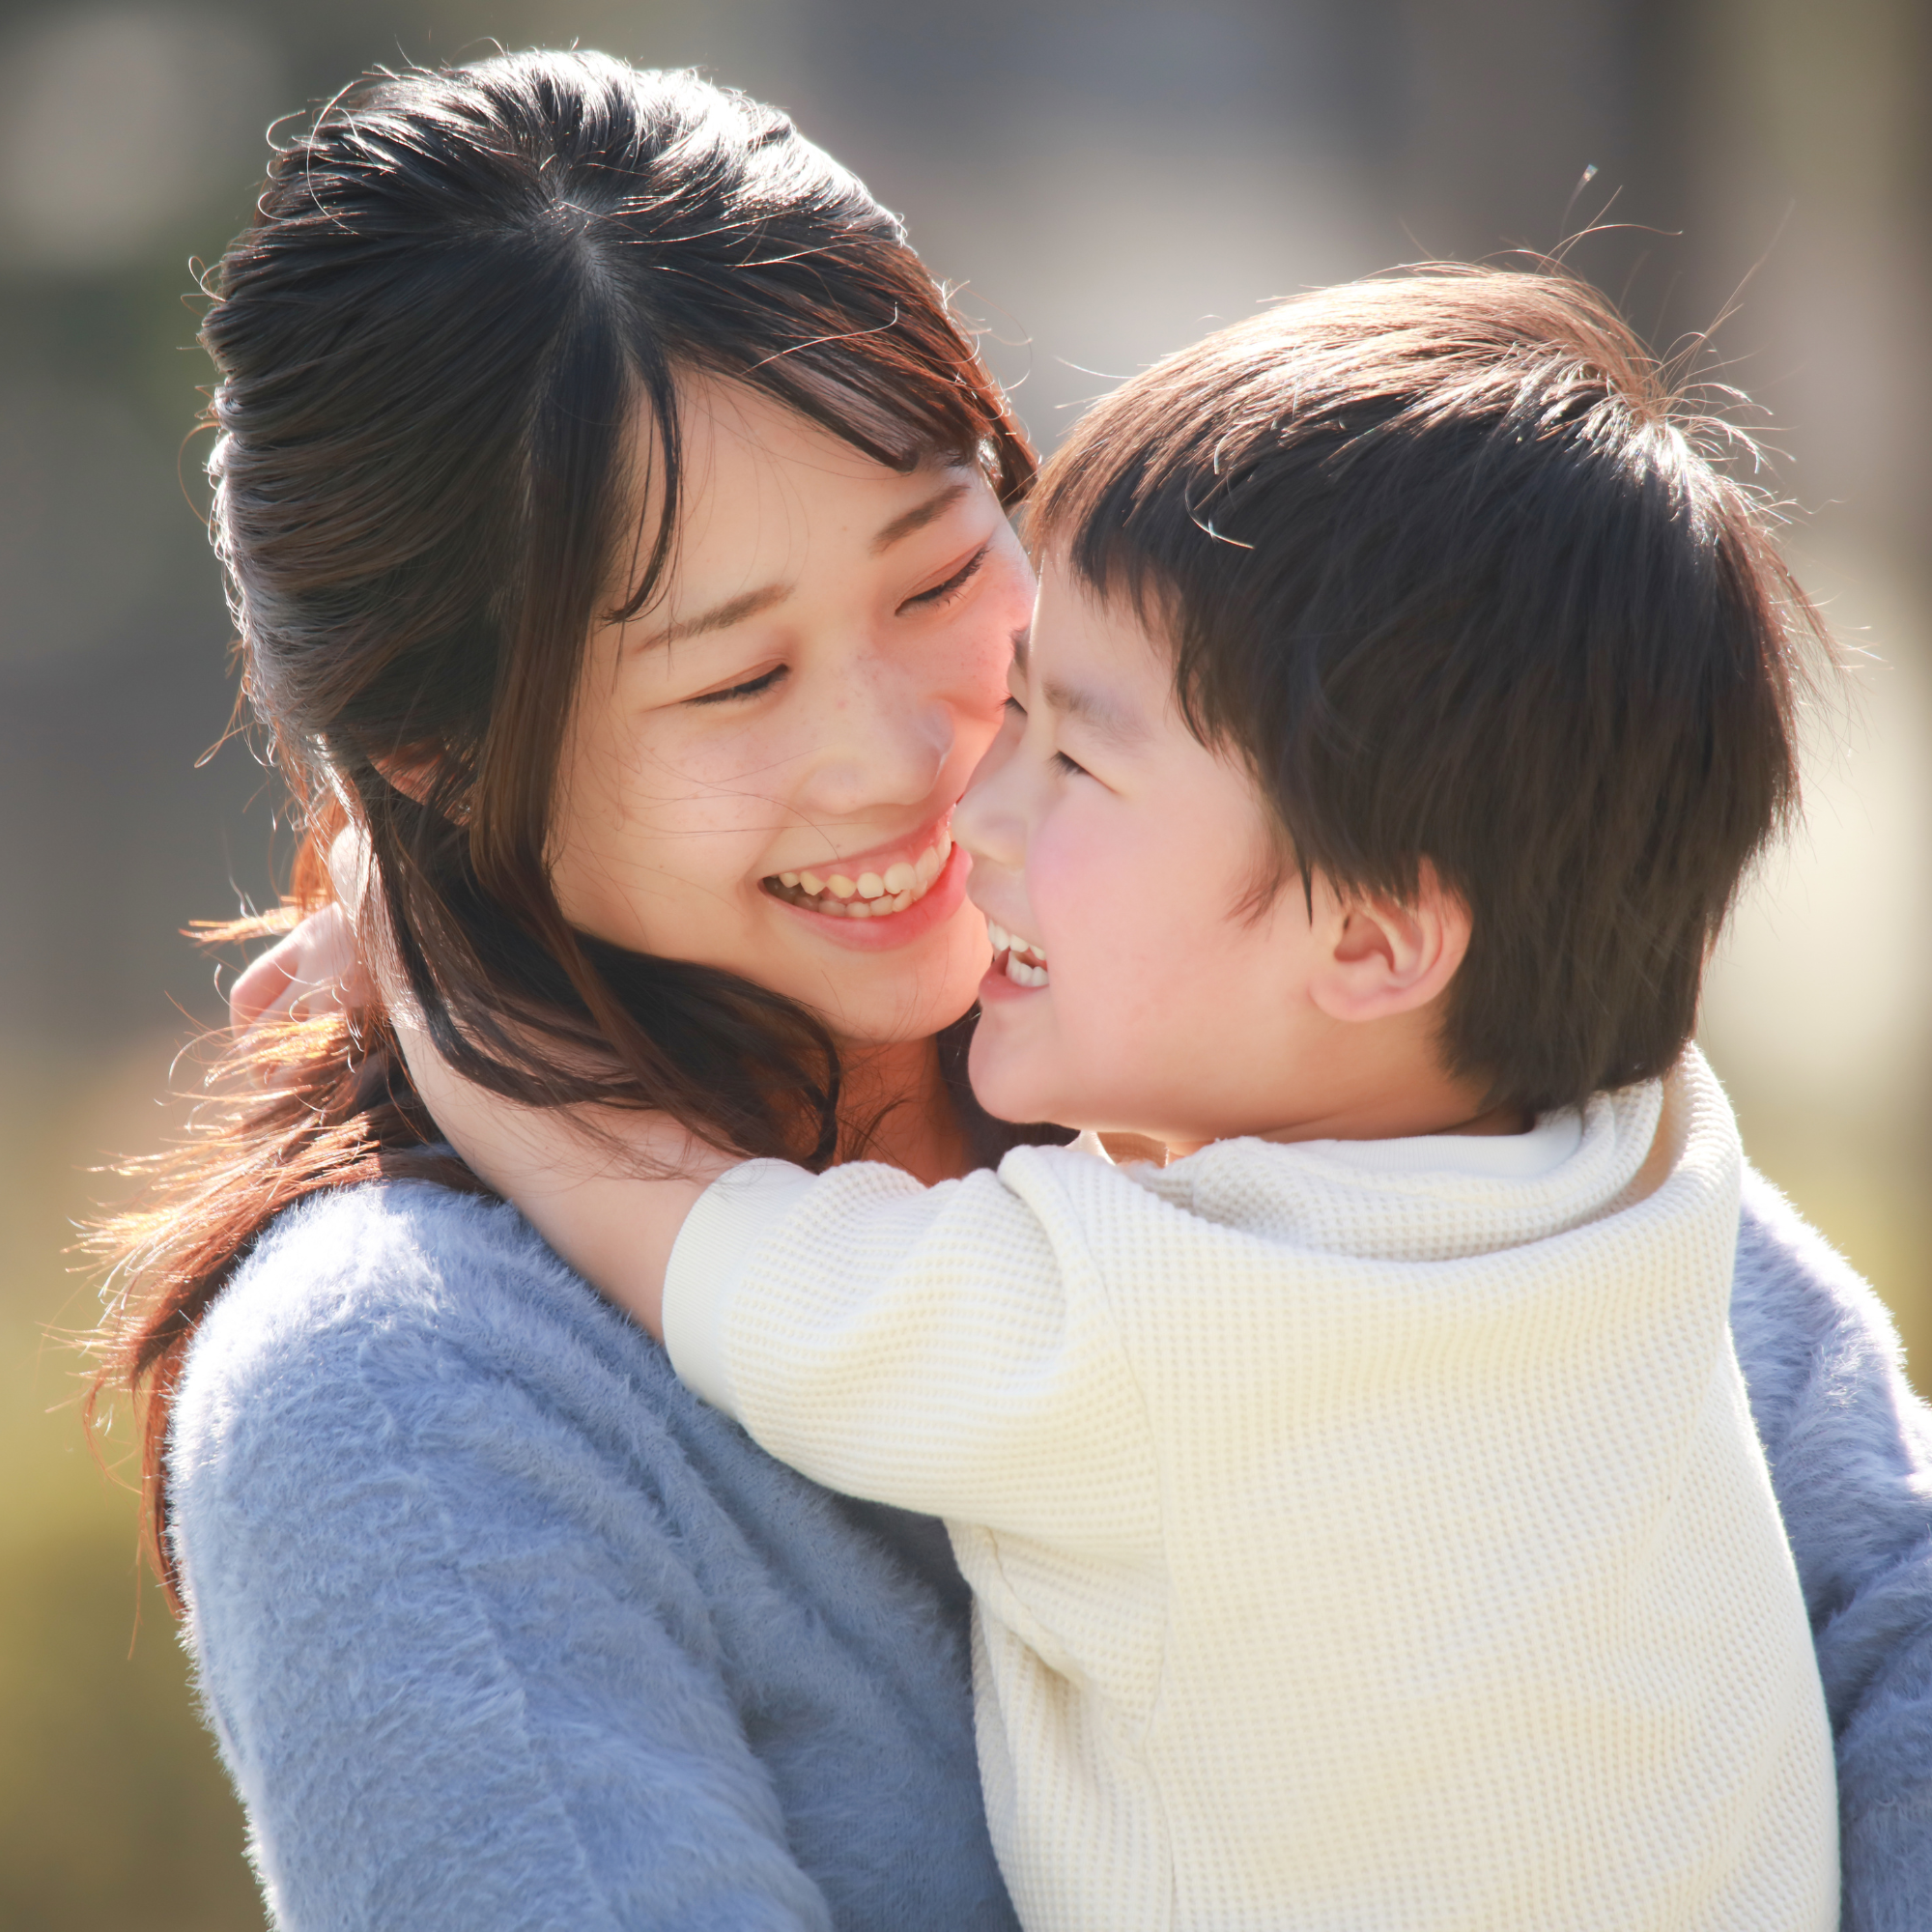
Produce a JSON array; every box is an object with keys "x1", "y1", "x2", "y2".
[{"x1": 792, "y1": 655, "x2": 952, "y2": 815}]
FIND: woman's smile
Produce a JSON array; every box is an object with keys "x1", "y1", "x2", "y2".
[
  {"x1": 762, "y1": 815, "x2": 954, "y2": 920},
  {"x1": 763, "y1": 835, "x2": 972, "y2": 954},
  {"x1": 546, "y1": 377, "x2": 1032, "y2": 1043}
]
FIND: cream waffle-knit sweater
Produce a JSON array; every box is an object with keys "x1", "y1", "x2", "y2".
[{"x1": 663, "y1": 1050, "x2": 1837, "y2": 1931}]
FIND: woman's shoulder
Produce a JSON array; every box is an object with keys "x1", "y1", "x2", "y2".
[
  {"x1": 171, "y1": 1176, "x2": 966, "y2": 1626},
  {"x1": 170, "y1": 1177, "x2": 696, "y2": 1519},
  {"x1": 168, "y1": 1177, "x2": 1008, "y2": 1932},
  {"x1": 203, "y1": 1173, "x2": 595, "y2": 1341},
  {"x1": 1732, "y1": 1179, "x2": 1932, "y2": 1926},
  {"x1": 1730, "y1": 1164, "x2": 1925, "y2": 1450},
  {"x1": 186, "y1": 1176, "x2": 647, "y2": 1392},
  {"x1": 1728, "y1": 1161, "x2": 1932, "y2": 1630}
]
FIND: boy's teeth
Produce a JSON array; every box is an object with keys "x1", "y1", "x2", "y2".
[
  {"x1": 985, "y1": 915, "x2": 1048, "y2": 984},
  {"x1": 989, "y1": 923, "x2": 1046, "y2": 964},
  {"x1": 765, "y1": 829, "x2": 952, "y2": 919}
]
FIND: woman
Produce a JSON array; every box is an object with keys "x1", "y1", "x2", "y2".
[{"x1": 99, "y1": 49, "x2": 1932, "y2": 1931}]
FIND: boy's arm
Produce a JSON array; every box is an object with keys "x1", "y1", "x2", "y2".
[
  {"x1": 1731, "y1": 1168, "x2": 1932, "y2": 1927},
  {"x1": 663, "y1": 1151, "x2": 1159, "y2": 1551},
  {"x1": 250, "y1": 829, "x2": 717, "y2": 1331},
  {"x1": 398, "y1": 1010, "x2": 1153, "y2": 1547},
  {"x1": 392, "y1": 1005, "x2": 732, "y2": 1340}
]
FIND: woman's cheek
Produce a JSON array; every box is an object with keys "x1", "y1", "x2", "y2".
[
  {"x1": 639, "y1": 713, "x2": 806, "y2": 836},
  {"x1": 957, "y1": 548, "x2": 1037, "y2": 707}
]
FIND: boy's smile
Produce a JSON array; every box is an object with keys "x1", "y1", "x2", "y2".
[{"x1": 958, "y1": 562, "x2": 1317, "y2": 1144}]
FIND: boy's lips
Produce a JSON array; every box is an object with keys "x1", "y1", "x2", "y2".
[
  {"x1": 978, "y1": 946, "x2": 1049, "y2": 1001},
  {"x1": 973, "y1": 909, "x2": 1050, "y2": 1000}
]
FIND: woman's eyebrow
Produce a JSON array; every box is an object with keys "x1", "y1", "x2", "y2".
[
  {"x1": 870, "y1": 479, "x2": 971, "y2": 554},
  {"x1": 636, "y1": 481, "x2": 972, "y2": 649},
  {"x1": 644, "y1": 582, "x2": 790, "y2": 648}
]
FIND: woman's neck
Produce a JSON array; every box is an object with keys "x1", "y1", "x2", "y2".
[{"x1": 835, "y1": 1035, "x2": 973, "y2": 1184}]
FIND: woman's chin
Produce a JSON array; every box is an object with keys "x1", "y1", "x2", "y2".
[{"x1": 799, "y1": 934, "x2": 990, "y2": 1053}]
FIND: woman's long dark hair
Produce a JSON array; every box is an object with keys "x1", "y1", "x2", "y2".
[{"x1": 92, "y1": 50, "x2": 1034, "y2": 1604}]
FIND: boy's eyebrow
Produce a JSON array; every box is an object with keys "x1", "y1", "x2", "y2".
[
  {"x1": 1041, "y1": 674, "x2": 1148, "y2": 746},
  {"x1": 1011, "y1": 631, "x2": 1145, "y2": 744}
]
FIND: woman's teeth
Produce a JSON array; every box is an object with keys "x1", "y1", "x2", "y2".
[
  {"x1": 984, "y1": 920, "x2": 1050, "y2": 988},
  {"x1": 766, "y1": 828, "x2": 952, "y2": 919}
]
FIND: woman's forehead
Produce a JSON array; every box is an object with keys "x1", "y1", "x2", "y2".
[{"x1": 671, "y1": 374, "x2": 972, "y2": 499}]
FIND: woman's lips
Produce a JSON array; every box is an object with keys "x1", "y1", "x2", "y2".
[
  {"x1": 763, "y1": 819, "x2": 953, "y2": 918},
  {"x1": 766, "y1": 839, "x2": 973, "y2": 952}
]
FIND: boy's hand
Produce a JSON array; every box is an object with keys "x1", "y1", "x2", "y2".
[
  {"x1": 389, "y1": 996, "x2": 731, "y2": 1343},
  {"x1": 318, "y1": 847, "x2": 737, "y2": 1341},
  {"x1": 231, "y1": 826, "x2": 378, "y2": 1037},
  {"x1": 246, "y1": 824, "x2": 737, "y2": 1340}
]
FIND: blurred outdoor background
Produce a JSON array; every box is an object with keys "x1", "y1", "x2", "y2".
[{"x1": 0, "y1": 0, "x2": 1925, "y2": 1922}]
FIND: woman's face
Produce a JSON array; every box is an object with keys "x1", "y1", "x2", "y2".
[{"x1": 549, "y1": 377, "x2": 1033, "y2": 1047}]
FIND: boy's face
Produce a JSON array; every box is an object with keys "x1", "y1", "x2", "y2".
[{"x1": 957, "y1": 562, "x2": 1347, "y2": 1146}]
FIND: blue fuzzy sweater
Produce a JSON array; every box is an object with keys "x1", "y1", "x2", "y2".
[{"x1": 169, "y1": 1166, "x2": 1932, "y2": 1930}]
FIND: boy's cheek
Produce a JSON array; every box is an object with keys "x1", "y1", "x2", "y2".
[{"x1": 1022, "y1": 817, "x2": 1120, "y2": 952}]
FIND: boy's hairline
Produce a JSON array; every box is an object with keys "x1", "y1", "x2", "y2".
[
  {"x1": 1022, "y1": 270, "x2": 1814, "y2": 1119},
  {"x1": 1029, "y1": 529, "x2": 1421, "y2": 940}
]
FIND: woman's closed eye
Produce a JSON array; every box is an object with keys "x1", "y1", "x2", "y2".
[
  {"x1": 898, "y1": 540, "x2": 991, "y2": 614},
  {"x1": 686, "y1": 663, "x2": 789, "y2": 706},
  {"x1": 1051, "y1": 749, "x2": 1091, "y2": 779}
]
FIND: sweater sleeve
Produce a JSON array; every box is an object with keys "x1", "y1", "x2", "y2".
[
  {"x1": 662, "y1": 1152, "x2": 1158, "y2": 1553},
  {"x1": 169, "y1": 1184, "x2": 838, "y2": 1932},
  {"x1": 1730, "y1": 1166, "x2": 1932, "y2": 1932}
]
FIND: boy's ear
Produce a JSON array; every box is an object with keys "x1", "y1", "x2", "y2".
[{"x1": 1307, "y1": 863, "x2": 1469, "y2": 1024}]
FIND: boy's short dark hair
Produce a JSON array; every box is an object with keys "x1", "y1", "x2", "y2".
[{"x1": 1030, "y1": 267, "x2": 1823, "y2": 1117}]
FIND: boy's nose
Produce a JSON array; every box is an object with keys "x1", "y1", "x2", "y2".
[{"x1": 955, "y1": 714, "x2": 1027, "y2": 869}]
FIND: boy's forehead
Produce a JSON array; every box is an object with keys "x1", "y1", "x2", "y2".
[{"x1": 1025, "y1": 565, "x2": 1175, "y2": 745}]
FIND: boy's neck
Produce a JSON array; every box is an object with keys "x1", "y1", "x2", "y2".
[
  {"x1": 1157, "y1": 1099, "x2": 1530, "y2": 1161},
  {"x1": 1154, "y1": 1052, "x2": 1531, "y2": 1159}
]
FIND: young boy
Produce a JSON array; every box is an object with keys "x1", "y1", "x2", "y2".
[{"x1": 406, "y1": 270, "x2": 1838, "y2": 1928}]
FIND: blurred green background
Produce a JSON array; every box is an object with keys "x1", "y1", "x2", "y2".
[{"x1": 1, "y1": 1, "x2": 1926, "y2": 1923}]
